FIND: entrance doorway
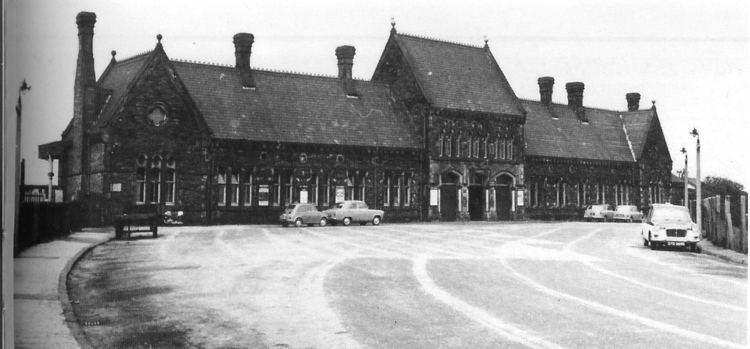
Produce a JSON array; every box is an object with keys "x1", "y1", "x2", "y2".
[
  {"x1": 468, "y1": 172, "x2": 486, "y2": 221},
  {"x1": 496, "y1": 174, "x2": 513, "y2": 220},
  {"x1": 440, "y1": 172, "x2": 460, "y2": 221},
  {"x1": 468, "y1": 186, "x2": 485, "y2": 220}
]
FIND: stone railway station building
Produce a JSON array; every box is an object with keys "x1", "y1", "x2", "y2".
[{"x1": 39, "y1": 12, "x2": 673, "y2": 225}]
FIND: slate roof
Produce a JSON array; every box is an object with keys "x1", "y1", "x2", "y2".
[
  {"x1": 94, "y1": 49, "x2": 419, "y2": 149},
  {"x1": 621, "y1": 110, "x2": 655, "y2": 160},
  {"x1": 394, "y1": 34, "x2": 524, "y2": 117},
  {"x1": 521, "y1": 100, "x2": 636, "y2": 163},
  {"x1": 172, "y1": 62, "x2": 419, "y2": 148},
  {"x1": 96, "y1": 53, "x2": 151, "y2": 122}
]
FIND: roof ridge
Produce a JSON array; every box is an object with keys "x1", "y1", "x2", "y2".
[
  {"x1": 170, "y1": 58, "x2": 371, "y2": 81},
  {"x1": 518, "y1": 98, "x2": 624, "y2": 113},
  {"x1": 398, "y1": 32, "x2": 484, "y2": 49},
  {"x1": 115, "y1": 50, "x2": 154, "y2": 64}
]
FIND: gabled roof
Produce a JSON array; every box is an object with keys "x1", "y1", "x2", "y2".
[
  {"x1": 621, "y1": 109, "x2": 656, "y2": 159},
  {"x1": 95, "y1": 52, "x2": 151, "y2": 124},
  {"x1": 172, "y1": 62, "x2": 418, "y2": 148},
  {"x1": 521, "y1": 100, "x2": 635, "y2": 163},
  {"x1": 393, "y1": 33, "x2": 524, "y2": 117}
]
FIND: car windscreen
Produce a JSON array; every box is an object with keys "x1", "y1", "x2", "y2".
[
  {"x1": 652, "y1": 207, "x2": 691, "y2": 222},
  {"x1": 283, "y1": 205, "x2": 295, "y2": 213}
]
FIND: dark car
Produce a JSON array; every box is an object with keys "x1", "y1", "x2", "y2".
[{"x1": 279, "y1": 203, "x2": 328, "y2": 227}]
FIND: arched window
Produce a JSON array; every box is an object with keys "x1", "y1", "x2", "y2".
[
  {"x1": 230, "y1": 171, "x2": 240, "y2": 206},
  {"x1": 217, "y1": 170, "x2": 227, "y2": 206},
  {"x1": 149, "y1": 156, "x2": 162, "y2": 203},
  {"x1": 136, "y1": 155, "x2": 147, "y2": 204},
  {"x1": 402, "y1": 172, "x2": 412, "y2": 207},
  {"x1": 243, "y1": 172, "x2": 253, "y2": 206},
  {"x1": 165, "y1": 157, "x2": 176, "y2": 205}
]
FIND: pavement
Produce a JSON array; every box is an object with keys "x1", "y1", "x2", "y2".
[
  {"x1": 699, "y1": 239, "x2": 748, "y2": 265},
  {"x1": 14, "y1": 227, "x2": 114, "y2": 349}
]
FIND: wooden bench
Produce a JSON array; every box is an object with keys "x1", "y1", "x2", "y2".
[{"x1": 114, "y1": 204, "x2": 161, "y2": 239}]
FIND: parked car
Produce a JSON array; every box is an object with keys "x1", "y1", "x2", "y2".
[
  {"x1": 583, "y1": 204, "x2": 614, "y2": 222},
  {"x1": 612, "y1": 205, "x2": 643, "y2": 222},
  {"x1": 641, "y1": 203, "x2": 700, "y2": 251},
  {"x1": 280, "y1": 203, "x2": 328, "y2": 227},
  {"x1": 323, "y1": 200, "x2": 384, "y2": 226}
]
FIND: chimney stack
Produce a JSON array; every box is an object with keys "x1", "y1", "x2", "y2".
[
  {"x1": 537, "y1": 76, "x2": 554, "y2": 106},
  {"x1": 335, "y1": 45, "x2": 357, "y2": 96},
  {"x1": 626, "y1": 92, "x2": 640, "y2": 111},
  {"x1": 565, "y1": 82, "x2": 587, "y2": 122},
  {"x1": 75, "y1": 12, "x2": 96, "y2": 88},
  {"x1": 233, "y1": 33, "x2": 255, "y2": 88}
]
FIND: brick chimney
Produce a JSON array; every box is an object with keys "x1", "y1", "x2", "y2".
[
  {"x1": 565, "y1": 82, "x2": 587, "y2": 122},
  {"x1": 74, "y1": 12, "x2": 96, "y2": 128},
  {"x1": 537, "y1": 76, "x2": 554, "y2": 106},
  {"x1": 335, "y1": 45, "x2": 357, "y2": 96},
  {"x1": 626, "y1": 92, "x2": 641, "y2": 111},
  {"x1": 233, "y1": 33, "x2": 255, "y2": 88}
]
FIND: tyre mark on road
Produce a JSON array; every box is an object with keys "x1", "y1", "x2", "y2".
[
  {"x1": 566, "y1": 230, "x2": 745, "y2": 312},
  {"x1": 499, "y1": 257, "x2": 746, "y2": 349},
  {"x1": 412, "y1": 255, "x2": 566, "y2": 349},
  {"x1": 358, "y1": 227, "x2": 473, "y2": 258}
]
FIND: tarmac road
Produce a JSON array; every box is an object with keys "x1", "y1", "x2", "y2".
[{"x1": 68, "y1": 222, "x2": 747, "y2": 348}]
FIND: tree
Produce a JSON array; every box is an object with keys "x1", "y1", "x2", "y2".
[{"x1": 703, "y1": 176, "x2": 745, "y2": 196}]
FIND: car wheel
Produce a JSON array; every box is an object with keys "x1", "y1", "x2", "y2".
[
  {"x1": 343, "y1": 217, "x2": 352, "y2": 226},
  {"x1": 643, "y1": 238, "x2": 648, "y2": 247},
  {"x1": 648, "y1": 233, "x2": 658, "y2": 250},
  {"x1": 372, "y1": 216, "x2": 381, "y2": 226},
  {"x1": 294, "y1": 218, "x2": 303, "y2": 227},
  {"x1": 319, "y1": 217, "x2": 328, "y2": 227}
]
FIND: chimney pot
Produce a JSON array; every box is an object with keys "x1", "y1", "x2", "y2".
[
  {"x1": 233, "y1": 33, "x2": 255, "y2": 88},
  {"x1": 626, "y1": 92, "x2": 641, "y2": 111},
  {"x1": 537, "y1": 76, "x2": 554, "y2": 106},
  {"x1": 335, "y1": 45, "x2": 357, "y2": 96}
]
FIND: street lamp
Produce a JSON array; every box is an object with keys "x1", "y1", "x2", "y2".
[
  {"x1": 680, "y1": 147, "x2": 688, "y2": 207},
  {"x1": 690, "y1": 128, "x2": 701, "y2": 236}
]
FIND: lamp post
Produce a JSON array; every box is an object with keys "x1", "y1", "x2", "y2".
[
  {"x1": 680, "y1": 147, "x2": 688, "y2": 207},
  {"x1": 690, "y1": 128, "x2": 701, "y2": 236}
]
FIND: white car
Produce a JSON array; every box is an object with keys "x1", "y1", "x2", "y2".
[
  {"x1": 641, "y1": 204, "x2": 700, "y2": 252},
  {"x1": 612, "y1": 205, "x2": 643, "y2": 222},
  {"x1": 583, "y1": 204, "x2": 614, "y2": 222}
]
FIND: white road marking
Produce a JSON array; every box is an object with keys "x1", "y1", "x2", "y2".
[
  {"x1": 567, "y1": 230, "x2": 746, "y2": 312},
  {"x1": 624, "y1": 246, "x2": 747, "y2": 288},
  {"x1": 412, "y1": 255, "x2": 566, "y2": 349},
  {"x1": 306, "y1": 229, "x2": 409, "y2": 259},
  {"x1": 499, "y1": 257, "x2": 746, "y2": 349}
]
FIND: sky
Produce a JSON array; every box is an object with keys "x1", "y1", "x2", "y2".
[{"x1": 5, "y1": 0, "x2": 749, "y2": 189}]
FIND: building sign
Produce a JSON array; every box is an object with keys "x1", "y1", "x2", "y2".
[
  {"x1": 258, "y1": 185, "x2": 270, "y2": 206},
  {"x1": 516, "y1": 190, "x2": 524, "y2": 207},
  {"x1": 300, "y1": 189, "x2": 308, "y2": 204},
  {"x1": 335, "y1": 186, "x2": 345, "y2": 203},
  {"x1": 110, "y1": 183, "x2": 121, "y2": 192},
  {"x1": 430, "y1": 189, "x2": 439, "y2": 206}
]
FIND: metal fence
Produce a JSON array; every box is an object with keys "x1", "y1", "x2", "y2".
[
  {"x1": 691, "y1": 195, "x2": 748, "y2": 254},
  {"x1": 15, "y1": 201, "x2": 84, "y2": 255}
]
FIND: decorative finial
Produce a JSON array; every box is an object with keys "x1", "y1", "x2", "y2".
[
  {"x1": 651, "y1": 100, "x2": 655, "y2": 106},
  {"x1": 390, "y1": 17, "x2": 396, "y2": 28},
  {"x1": 111, "y1": 50, "x2": 117, "y2": 58},
  {"x1": 680, "y1": 147, "x2": 686, "y2": 154},
  {"x1": 157, "y1": 34, "x2": 163, "y2": 43},
  {"x1": 483, "y1": 35, "x2": 489, "y2": 47}
]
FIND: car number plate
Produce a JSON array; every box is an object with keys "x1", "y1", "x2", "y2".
[{"x1": 668, "y1": 242, "x2": 685, "y2": 246}]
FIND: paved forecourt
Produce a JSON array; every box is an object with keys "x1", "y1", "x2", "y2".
[{"x1": 68, "y1": 222, "x2": 747, "y2": 348}]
